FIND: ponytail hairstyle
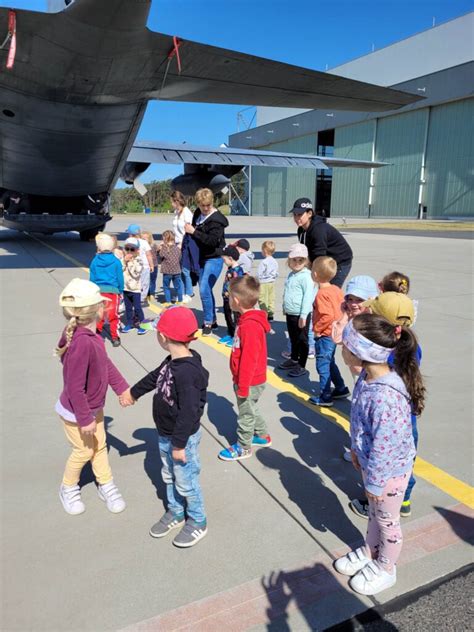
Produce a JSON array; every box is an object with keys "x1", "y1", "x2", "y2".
[
  {"x1": 55, "y1": 304, "x2": 102, "y2": 358},
  {"x1": 380, "y1": 271, "x2": 410, "y2": 295},
  {"x1": 352, "y1": 313, "x2": 426, "y2": 415}
]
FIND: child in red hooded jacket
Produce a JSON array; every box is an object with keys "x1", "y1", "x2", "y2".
[{"x1": 218, "y1": 276, "x2": 272, "y2": 461}]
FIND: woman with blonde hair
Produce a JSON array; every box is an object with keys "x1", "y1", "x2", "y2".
[
  {"x1": 184, "y1": 188, "x2": 228, "y2": 335},
  {"x1": 55, "y1": 278, "x2": 129, "y2": 515}
]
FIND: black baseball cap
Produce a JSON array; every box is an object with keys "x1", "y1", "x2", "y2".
[
  {"x1": 289, "y1": 197, "x2": 313, "y2": 214},
  {"x1": 222, "y1": 246, "x2": 240, "y2": 261},
  {"x1": 233, "y1": 238, "x2": 250, "y2": 251}
]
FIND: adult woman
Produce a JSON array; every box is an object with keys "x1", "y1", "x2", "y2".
[
  {"x1": 289, "y1": 197, "x2": 353, "y2": 288},
  {"x1": 184, "y1": 188, "x2": 228, "y2": 335},
  {"x1": 171, "y1": 191, "x2": 194, "y2": 302}
]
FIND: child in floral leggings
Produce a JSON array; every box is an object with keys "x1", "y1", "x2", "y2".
[{"x1": 334, "y1": 313, "x2": 425, "y2": 596}]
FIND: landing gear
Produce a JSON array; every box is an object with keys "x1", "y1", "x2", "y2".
[{"x1": 79, "y1": 225, "x2": 105, "y2": 241}]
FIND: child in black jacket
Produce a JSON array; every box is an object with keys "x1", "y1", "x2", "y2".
[{"x1": 121, "y1": 307, "x2": 209, "y2": 548}]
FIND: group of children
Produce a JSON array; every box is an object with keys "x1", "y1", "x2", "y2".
[{"x1": 56, "y1": 230, "x2": 425, "y2": 596}]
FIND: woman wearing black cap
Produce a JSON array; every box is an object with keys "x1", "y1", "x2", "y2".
[{"x1": 289, "y1": 197, "x2": 353, "y2": 288}]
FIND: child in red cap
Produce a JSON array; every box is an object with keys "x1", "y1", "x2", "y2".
[{"x1": 121, "y1": 307, "x2": 209, "y2": 548}]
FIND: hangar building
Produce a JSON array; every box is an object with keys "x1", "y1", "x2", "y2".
[{"x1": 229, "y1": 13, "x2": 473, "y2": 219}]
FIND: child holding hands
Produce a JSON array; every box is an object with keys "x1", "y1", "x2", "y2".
[{"x1": 55, "y1": 279, "x2": 129, "y2": 515}]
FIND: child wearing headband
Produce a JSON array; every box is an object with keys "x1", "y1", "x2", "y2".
[{"x1": 334, "y1": 313, "x2": 425, "y2": 596}]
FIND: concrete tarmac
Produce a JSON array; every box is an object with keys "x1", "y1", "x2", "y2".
[{"x1": 0, "y1": 215, "x2": 472, "y2": 631}]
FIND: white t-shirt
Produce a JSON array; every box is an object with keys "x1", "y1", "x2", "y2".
[
  {"x1": 138, "y1": 238, "x2": 151, "y2": 269},
  {"x1": 172, "y1": 207, "x2": 194, "y2": 244}
]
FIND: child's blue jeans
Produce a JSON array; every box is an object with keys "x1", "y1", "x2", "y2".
[
  {"x1": 163, "y1": 273, "x2": 183, "y2": 303},
  {"x1": 404, "y1": 415, "x2": 418, "y2": 502},
  {"x1": 158, "y1": 429, "x2": 206, "y2": 524},
  {"x1": 315, "y1": 335, "x2": 346, "y2": 401}
]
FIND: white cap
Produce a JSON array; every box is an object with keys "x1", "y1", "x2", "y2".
[
  {"x1": 95, "y1": 233, "x2": 114, "y2": 252},
  {"x1": 125, "y1": 237, "x2": 140, "y2": 249},
  {"x1": 59, "y1": 278, "x2": 110, "y2": 308},
  {"x1": 288, "y1": 243, "x2": 308, "y2": 259}
]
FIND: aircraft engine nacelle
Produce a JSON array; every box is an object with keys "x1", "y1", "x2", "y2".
[
  {"x1": 171, "y1": 164, "x2": 242, "y2": 196},
  {"x1": 120, "y1": 161, "x2": 150, "y2": 185}
]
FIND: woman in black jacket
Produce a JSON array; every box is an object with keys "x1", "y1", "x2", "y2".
[{"x1": 184, "y1": 188, "x2": 228, "y2": 335}]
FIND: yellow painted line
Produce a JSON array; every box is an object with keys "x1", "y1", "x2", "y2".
[{"x1": 33, "y1": 235, "x2": 474, "y2": 509}]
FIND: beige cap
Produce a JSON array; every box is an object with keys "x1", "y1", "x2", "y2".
[
  {"x1": 95, "y1": 232, "x2": 115, "y2": 252},
  {"x1": 288, "y1": 243, "x2": 308, "y2": 259},
  {"x1": 362, "y1": 292, "x2": 415, "y2": 326},
  {"x1": 59, "y1": 278, "x2": 110, "y2": 308}
]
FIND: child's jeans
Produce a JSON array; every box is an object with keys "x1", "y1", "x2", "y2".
[
  {"x1": 258, "y1": 282, "x2": 275, "y2": 319},
  {"x1": 149, "y1": 268, "x2": 158, "y2": 296},
  {"x1": 223, "y1": 297, "x2": 240, "y2": 337},
  {"x1": 181, "y1": 267, "x2": 193, "y2": 297},
  {"x1": 315, "y1": 335, "x2": 346, "y2": 401},
  {"x1": 123, "y1": 291, "x2": 145, "y2": 326},
  {"x1": 362, "y1": 470, "x2": 410, "y2": 573},
  {"x1": 163, "y1": 274, "x2": 183, "y2": 303},
  {"x1": 235, "y1": 384, "x2": 267, "y2": 448},
  {"x1": 158, "y1": 429, "x2": 206, "y2": 524},
  {"x1": 96, "y1": 292, "x2": 120, "y2": 340},
  {"x1": 404, "y1": 416, "x2": 418, "y2": 502},
  {"x1": 61, "y1": 410, "x2": 112, "y2": 486}
]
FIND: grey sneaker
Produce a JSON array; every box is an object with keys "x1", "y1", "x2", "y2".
[
  {"x1": 149, "y1": 510, "x2": 185, "y2": 538},
  {"x1": 288, "y1": 366, "x2": 309, "y2": 378},
  {"x1": 278, "y1": 359, "x2": 298, "y2": 370},
  {"x1": 173, "y1": 518, "x2": 208, "y2": 548}
]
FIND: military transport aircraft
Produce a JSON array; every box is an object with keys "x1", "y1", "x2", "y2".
[{"x1": 0, "y1": 0, "x2": 422, "y2": 239}]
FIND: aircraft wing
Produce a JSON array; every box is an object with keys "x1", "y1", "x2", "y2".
[
  {"x1": 129, "y1": 141, "x2": 388, "y2": 169},
  {"x1": 145, "y1": 31, "x2": 423, "y2": 112}
]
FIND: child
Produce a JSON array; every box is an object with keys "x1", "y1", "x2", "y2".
[
  {"x1": 332, "y1": 275, "x2": 380, "y2": 345},
  {"x1": 257, "y1": 240, "x2": 278, "y2": 331},
  {"x1": 125, "y1": 223, "x2": 154, "y2": 302},
  {"x1": 232, "y1": 238, "x2": 255, "y2": 274},
  {"x1": 122, "y1": 307, "x2": 209, "y2": 548},
  {"x1": 55, "y1": 278, "x2": 128, "y2": 515},
  {"x1": 348, "y1": 292, "x2": 420, "y2": 519},
  {"x1": 122, "y1": 238, "x2": 147, "y2": 335},
  {"x1": 278, "y1": 243, "x2": 314, "y2": 378},
  {"x1": 111, "y1": 235, "x2": 124, "y2": 261},
  {"x1": 89, "y1": 232, "x2": 124, "y2": 347},
  {"x1": 141, "y1": 230, "x2": 159, "y2": 299},
  {"x1": 309, "y1": 256, "x2": 349, "y2": 407},
  {"x1": 219, "y1": 245, "x2": 245, "y2": 346},
  {"x1": 219, "y1": 276, "x2": 271, "y2": 461},
  {"x1": 334, "y1": 313, "x2": 424, "y2": 596},
  {"x1": 379, "y1": 271, "x2": 410, "y2": 294},
  {"x1": 159, "y1": 230, "x2": 183, "y2": 305}
]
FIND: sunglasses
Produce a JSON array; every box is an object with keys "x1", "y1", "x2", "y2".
[{"x1": 124, "y1": 246, "x2": 137, "y2": 252}]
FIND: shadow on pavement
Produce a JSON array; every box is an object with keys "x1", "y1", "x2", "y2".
[
  {"x1": 433, "y1": 506, "x2": 474, "y2": 545},
  {"x1": 206, "y1": 391, "x2": 237, "y2": 444}
]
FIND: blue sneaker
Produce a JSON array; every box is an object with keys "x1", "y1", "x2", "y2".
[
  {"x1": 225, "y1": 338, "x2": 234, "y2": 348},
  {"x1": 218, "y1": 443, "x2": 252, "y2": 461},
  {"x1": 309, "y1": 396, "x2": 334, "y2": 407},
  {"x1": 122, "y1": 325, "x2": 133, "y2": 333},
  {"x1": 136, "y1": 327, "x2": 147, "y2": 335},
  {"x1": 251, "y1": 434, "x2": 272, "y2": 448},
  {"x1": 218, "y1": 335, "x2": 232, "y2": 345}
]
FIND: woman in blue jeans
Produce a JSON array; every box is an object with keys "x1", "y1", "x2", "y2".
[{"x1": 184, "y1": 188, "x2": 228, "y2": 335}]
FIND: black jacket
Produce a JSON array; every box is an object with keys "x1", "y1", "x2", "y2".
[
  {"x1": 130, "y1": 350, "x2": 209, "y2": 448},
  {"x1": 298, "y1": 216, "x2": 353, "y2": 264},
  {"x1": 192, "y1": 208, "x2": 228, "y2": 263}
]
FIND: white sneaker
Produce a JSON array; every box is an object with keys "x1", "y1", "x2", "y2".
[
  {"x1": 334, "y1": 546, "x2": 371, "y2": 576},
  {"x1": 349, "y1": 561, "x2": 397, "y2": 595},
  {"x1": 343, "y1": 449, "x2": 353, "y2": 463},
  {"x1": 59, "y1": 484, "x2": 85, "y2": 515},
  {"x1": 182, "y1": 295, "x2": 192, "y2": 304},
  {"x1": 97, "y1": 480, "x2": 126, "y2": 513}
]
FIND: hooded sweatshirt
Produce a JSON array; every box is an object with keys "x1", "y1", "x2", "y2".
[
  {"x1": 130, "y1": 350, "x2": 209, "y2": 449},
  {"x1": 350, "y1": 370, "x2": 416, "y2": 496},
  {"x1": 238, "y1": 250, "x2": 255, "y2": 274},
  {"x1": 230, "y1": 310, "x2": 271, "y2": 397},
  {"x1": 298, "y1": 216, "x2": 353, "y2": 264},
  {"x1": 90, "y1": 252, "x2": 124, "y2": 294},
  {"x1": 192, "y1": 208, "x2": 229, "y2": 263}
]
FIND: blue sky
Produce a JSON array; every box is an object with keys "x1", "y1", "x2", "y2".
[{"x1": 2, "y1": 0, "x2": 472, "y2": 184}]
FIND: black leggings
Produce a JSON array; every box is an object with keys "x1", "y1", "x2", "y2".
[
  {"x1": 286, "y1": 314, "x2": 311, "y2": 368},
  {"x1": 223, "y1": 297, "x2": 240, "y2": 337}
]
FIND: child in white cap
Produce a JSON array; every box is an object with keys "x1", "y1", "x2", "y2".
[
  {"x1": 278, "y1": 243, "x2": 314, "y2": 378},
  {"x1": 55, "y1": 278, "x2": 129, "y2": 515}
]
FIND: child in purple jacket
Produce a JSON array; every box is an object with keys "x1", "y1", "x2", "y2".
[
  {"x1": 334, "y1": 313, "x2": 425, "y2": 597},
  {"x1": 55, "y1": 278, "x2": 129, "y2": 516}
]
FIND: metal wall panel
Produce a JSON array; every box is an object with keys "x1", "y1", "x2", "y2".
[
  {"x1": 372, "y1": 109, "x2": 427, "y2": 217},
  {"x1": 251, "y1": 135, "x2": 317, "y2": 216},
  {"x1": 424, "y1": 98, "x2": 474, "y2": 218},
  {"x1": 331, "y1": 121, "x2": 374, "y2": 217}
]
